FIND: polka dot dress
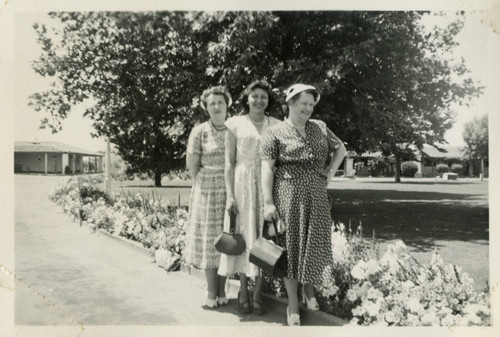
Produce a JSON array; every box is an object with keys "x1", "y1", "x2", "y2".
[{"x1": 261, "y1": 119, "x2": 342, "y2": 287}]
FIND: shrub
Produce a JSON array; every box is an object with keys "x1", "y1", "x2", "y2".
[
  {"x1": 436, "y1": 164, "x2": 450, "y2": 175},
  {"x1": 401, "y1": 161, "x2": 418, "y2": 177},
  {"x1": 367, "y1": 158, "x2": 389, "y2": 177},
  {"x1": 451, "y1": 164, "x2": 464, "y2": 175}
]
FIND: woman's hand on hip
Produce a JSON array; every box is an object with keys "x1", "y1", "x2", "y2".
[
  {"x1": 226, "y1": 197, "x2": 238, "y2": 214},
  {"x1": 264, "y1": 203, "x2": 277, "y2": 221}
]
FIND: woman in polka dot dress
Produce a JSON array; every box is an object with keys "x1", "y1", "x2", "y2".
[{"x1": 261, "y1": 84, "x2": 346, "y2": 326}]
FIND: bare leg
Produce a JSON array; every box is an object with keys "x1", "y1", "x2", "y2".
[
  {"x1": 303, "y1": 283, "x2": 315, "y2": 300},
  {"x1": 204, "y1": 268, "x2": 218, "y2": 300},
  {"x1": 283, "y1": 277, "x2": 299, "y2": 314},
  {"x1": 251, "y1": 275, "x2": 265, "y2": 314},
  {"x1": 217, "y1": 275, "x2": 227, "y2": 298},
  {"x1": 253, "y1": 275, "x2": 265, "y2": 300},
  {"x1": 239, "y1": 273, "x2": 249, "y2": 302}
]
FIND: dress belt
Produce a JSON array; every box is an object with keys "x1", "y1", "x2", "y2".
[{"x1": 202, "y1": 165, "x2": 225, "y2": 170}]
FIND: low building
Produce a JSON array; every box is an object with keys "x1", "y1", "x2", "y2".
[
  {"x1": 349, "y1": 144, "x2": 488, "y2": 178},
  {"x1": 14, "y1": 141, "x2": 104, "y2": 175}
]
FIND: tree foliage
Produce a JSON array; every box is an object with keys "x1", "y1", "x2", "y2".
[
  {"x1": 30, "y1": 11, "x2": 482, "y2": 185},
  {"x1": 463, "y1": 114, "x2": 488, "y2": 159},
  {"x1": 195, "y1": 11, "x2": 482, "y2": 182},
  {"x1": 30, "y1": 12, "x2": 202, "y2": 186}
]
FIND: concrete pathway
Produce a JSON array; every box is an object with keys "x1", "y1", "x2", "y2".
[{"x1": 14, "y1": 175, "x2": 339, "y2": 327}]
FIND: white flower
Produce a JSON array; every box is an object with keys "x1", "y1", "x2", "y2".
[
  {"x1": 407, "y1": 298, "x2": 423, "y2": 314},
  {"x1": 467, "y1": 313, "x2": 482, "y2": 325},
  {"x1": 351, "y1": 261, "x2": 368, "y2": 280},
  {"x1": 347, "y1": 289, "x2": 358, "y2": 302},
  {"x1": 331, "y1": 231, "x2": 348, "y2": 263},
  {"x1": 365, "y1": 259, "x2": 380, "y2": 276},
  {"x1": 322, "y1": 285, "x2": 339, "y2": 297},
  {"x1": 384, "y1": 311, "x2": 396, "y2": 324},
  {"x1": 421, "y1": 311, "x2": 439, "y2": 326},
  {"x1": 402, "y1": 280, "x2": 415, "y2": 290},
  {"x1": 367, "y1": 287, "x2": 383, "y2": 301},
  {"x1": 441, "y1": 314, "x2": 457, "y2": 326},
  {"x1": 352, "y1": 305, "x2": 366, "y2": 316},
  {"x1": 365, "y1": 301, "x2": 381, "y2": 317}
]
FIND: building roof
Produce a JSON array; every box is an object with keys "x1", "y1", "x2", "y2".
[
  {"x1": 14, "y1": 141, "x2": 103, "y2": 156},
  {"x1": 422, "y1": 144, "x2": 466, "y2": 159},
  {"x1": 352, "y1": 144, "x2": 466, "y2": 160}
]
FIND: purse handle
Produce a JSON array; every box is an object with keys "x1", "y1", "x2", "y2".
[
  {"x1": 229, "y1": 211, "x2": 237, "y2": 234},
  {"x1": 263, "y1": 218, "x2": 277, "y2": 237}
]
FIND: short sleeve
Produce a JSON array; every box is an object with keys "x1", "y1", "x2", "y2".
[
  {"x1": 187, "y1": 125, "x2": 202, "y2": 156},
  {"x1": 225, "y1": 117, "x2": 238, "y2": 136},
  {"x1": 261, "y1": 131, "x2": 279, "y2": 160},
  {"x1": 326, "y1": 126, "x2": 341, "y2": 152}
]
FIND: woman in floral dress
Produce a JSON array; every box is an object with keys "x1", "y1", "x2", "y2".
[
  {"x1": 261, "y1": 84, "x2": 346, "y2": 325},
  {"x1": 218, "y1": 80, "x2": 280, "y2": 315},
  {"x1": 184, "y1": 86, "x2": 232, "y2": 309}
]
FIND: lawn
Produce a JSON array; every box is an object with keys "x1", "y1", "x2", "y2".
[{"x1": 111, "y1": 177, "x2": 489, "y2": 291}]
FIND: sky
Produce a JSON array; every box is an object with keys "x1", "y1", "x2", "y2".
[{"x1": 12, "y1": 11, "x2": 500, "y2": 152}]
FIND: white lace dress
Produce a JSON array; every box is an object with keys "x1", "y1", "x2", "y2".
[{"x1": 218, "y1": 115, "x2": 281, "y2": 277}]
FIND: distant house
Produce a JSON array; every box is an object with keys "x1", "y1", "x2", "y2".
[
  {"x1": 347, "y1": 144, "x2": 488, "y2": 178},
  {"x1": 14, "y1": 141, "x2": 104, "y2": 175},
  {"x1": 419, "y1": 144, "x2": 488, "y2": 178}
]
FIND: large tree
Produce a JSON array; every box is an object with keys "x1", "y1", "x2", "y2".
[
  {"x1": 30, "y1": 12, "x2": 202, "y2": 186},
  {"x1": 31, "y1": 11, "x2": 482, "y2": 184},
  {"x1": 463, "y1": 114, "x2": 488, "y2": 159},
  {"x1": 195, "y1": 11, "x2": 482, "y2": 182}
]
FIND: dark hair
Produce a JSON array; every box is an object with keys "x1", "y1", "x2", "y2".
[
  {"x1": 240, "y1": 80, "x2": 275, "y2": 115},
  {"x1": 200, "y1": 86, "x2": 232, "y2": 109}
]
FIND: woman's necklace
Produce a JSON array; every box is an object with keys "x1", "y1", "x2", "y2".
[
  {"x1": 210, "y1": 120, "x2": 226, "y2": 131},
  {"x1": 248, "y1": 114, "x2": 265, "y2": 126}
]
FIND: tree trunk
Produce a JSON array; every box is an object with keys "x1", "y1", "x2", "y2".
[
  {"x1": 154, "y1": 171, "x2": 162, "y2": 187},
  {"x1": 480, "y1": 158, "x2": 484, "y2": 181},
  {"x1": 394, "y1": 156, "x2": 401, "y2": 183}
]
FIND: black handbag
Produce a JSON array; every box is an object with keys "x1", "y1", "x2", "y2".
[
  {"x1": 249, "y1": 219, "x2": 287, "y2": 276},
  {"x1": 214, "y1": 211, "x2": 246, "y2": 255}
]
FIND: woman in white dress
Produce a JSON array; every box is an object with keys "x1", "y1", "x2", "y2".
[{"x1": 218, "y1": 80, "x2": 280, "y2": 315}]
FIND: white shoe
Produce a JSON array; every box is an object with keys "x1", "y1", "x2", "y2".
[
  {"x1": 287, "y1": 306, "x2": 301, "y2": 326},
  {"x1": 217, "y1": 296, "x2": 228, "y2": 306},
  {"x1": 205, "y1": 297, "x2": 217, "y2": 309},
  {"x1": 302, "y1": 288, "x2": 319, "y2": 311}
]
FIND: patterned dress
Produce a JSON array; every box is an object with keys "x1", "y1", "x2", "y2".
[
  {"x1": 184, "y1": 121, "x2": 226, "y2": 269},
  {"x1": 218, "y1": 115, "x2": 280, "y2": 277},
  {"x1": 261, "y1": 119, "x2": 342, "y2": 287}
]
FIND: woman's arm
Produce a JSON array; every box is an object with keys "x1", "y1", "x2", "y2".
[
  {"x1": 327, "y1": 142, "x2": 346, "y2": 181},
  {"x1": 186, "y1": 153, "x2": 201, "y2": 180},
  {"x1": 225, "y1": 130, "x2": 238, "y2": 213},
  {"x1": 262, "y1": 159, "x2": 277, "y2": 221}
]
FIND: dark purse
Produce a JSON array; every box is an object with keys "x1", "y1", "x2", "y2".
[
  {"x1": 214, "y1": 211, "x2": 246, "y2": 255},
  {"x1": 249, "y1": 219, "x2": 287, "y2": 276}
]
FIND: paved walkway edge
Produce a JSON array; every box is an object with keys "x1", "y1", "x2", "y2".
[{"x1": 83, "y1": 220, "x2": 348, "y2": 326}]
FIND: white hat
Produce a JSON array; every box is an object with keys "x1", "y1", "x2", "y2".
[{"x1": 285, "y1": 84, "x2": 320, "y2": 103}]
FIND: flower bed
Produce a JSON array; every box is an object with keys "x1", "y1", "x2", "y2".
[
  {"x1": 50, "y1": 175, "x2": 490, "y2": 326},
  {"x1": 50, "y1": 175, "x2": 187, "y2": 255},
  {"x1": 317, "y1": 223, "x2": 490, "y2": 326}
]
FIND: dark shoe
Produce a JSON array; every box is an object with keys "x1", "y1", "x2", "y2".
[
  {"x1": 238, "y1": 290, "x2": 251, "y2": 315},
  {"x1": 252, "y1": 297, "x2": 265, "y2": 315}
]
